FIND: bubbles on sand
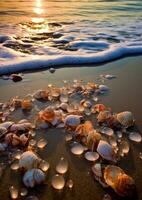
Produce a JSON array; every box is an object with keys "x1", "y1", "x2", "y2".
[
  {"x1": 66, "y1": 179, "x2": 74, "y2": 189},
  {"x1": 129, "y1": 132, "x2": 142, "y2": 143},
  {"x1": 84, "y1": 151, "x2": 99, "y2": 162},
  {"x1": 56, "y1": 157, "x2": 68, "y2": 174},
  {"x1": 11, "y1": 161, "x2": 19, "y2": 170},
  {"x1": 9, "y1": 186, "x2": 18, "y2": 199},
  {"x1": 39, "y1": 160, "x2": 50, "y2": 172},
  {"x1": 51, "y1": 174, "x2": 65, "y2": 190},
  {"x1": 20, "y1": 187, "x2": 28, "y2": 197},
  {"x1": 71, "y1": 142, "x2": 84, "y2": 155}
]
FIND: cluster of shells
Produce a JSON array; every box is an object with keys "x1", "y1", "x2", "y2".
[{"x1": 0, "y1": 76, "x2": 141, "y2": 199}]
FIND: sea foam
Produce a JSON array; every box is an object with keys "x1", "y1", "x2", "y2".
[{"x1": 0, "y1": 41, "x2": 142, "y2": 75}]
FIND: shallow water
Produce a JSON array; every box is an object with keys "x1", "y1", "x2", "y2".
[{"x1": 0, "y1": 0, "x2": 142, "y2": 74}]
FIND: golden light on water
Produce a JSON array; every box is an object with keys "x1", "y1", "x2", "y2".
[{"x1": 32, "y1": 0, "x2": 45, "y2": 23}]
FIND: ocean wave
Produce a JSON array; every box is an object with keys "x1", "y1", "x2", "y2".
[{"x1": 0, "y1": 42, "x2": 142, "y2": 75}]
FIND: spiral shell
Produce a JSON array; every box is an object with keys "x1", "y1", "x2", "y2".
[
  {"x1": 116, "y1": 111, "x2": 134, "y2": 127},
  {"x1": 23, "y1": 168, "x2": 45, "y2": 187},
  {"x1": 19, "y1": 151, "x2": 40, "y2": 170}
]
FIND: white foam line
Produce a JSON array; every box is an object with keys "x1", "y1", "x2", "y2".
[{"x1": 0, "y1": 45, "x2": 142, "y2": 75}]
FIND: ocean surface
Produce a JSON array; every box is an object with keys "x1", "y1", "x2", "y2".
[{"x1": 0, "y1": 0, "x2": 142, "y2": 74}]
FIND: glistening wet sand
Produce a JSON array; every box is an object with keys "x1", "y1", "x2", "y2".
[{"x1": 0, "y1": 56, "x2": 142, "y2": 200}]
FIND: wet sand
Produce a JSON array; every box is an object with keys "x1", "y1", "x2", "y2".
[{"x1": 0, "y1": 56, "x2": 142, "y2": 200}]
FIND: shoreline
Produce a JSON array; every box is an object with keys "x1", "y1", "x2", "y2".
[{"x1": 0, "y1": 55, "x2": 142, "y2": 200}]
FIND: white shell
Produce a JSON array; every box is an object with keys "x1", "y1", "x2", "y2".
[
  {"x1": 19, "y1": 151, "x2": 40, "y2": 170},
  {"x1": 64, "y1": 115, "x2": 81, "y2": 127},
  {"x1": 99, "y1": 85, "x2": 109, "y2": 91},
  {"x1": 10, "y1": 122, "x2": 32, "y2": 132},
  {"x1": 23, "y1": 168, "x2": 45, "y2": 188},
  {"x1": 0, "y1": 121, "x2": 14, "y2": 129},
  {"x1": 97, "y1": 140, "x2": 115, "y2": 162},
  {"x1": 116, "y1": 111, "x2": 134, "y2": 127}
]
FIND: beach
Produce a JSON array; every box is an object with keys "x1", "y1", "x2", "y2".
[{"x1": 0, "y1": 56, "x2": 142, "y2": 200}]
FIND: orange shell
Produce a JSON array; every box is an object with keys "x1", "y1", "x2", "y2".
[
  {"x1": 76, "y1": 121, "x2": 94, "y2": 136},
  {"x1": 39, "y1": 107, "x2": 55, "y2": 123},
  {"x1": 114, "y1": 174, "x2": 135, "y2": 197},
  {"x1": 21, "y1": 100, "x2": 32, "y2": 110},
  {"x1": 92, "y1": 104, "x2": 107, "y2": 113}
]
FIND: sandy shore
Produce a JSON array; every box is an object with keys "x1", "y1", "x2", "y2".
[{"x1": 0, "y1": 56, "x2": 142, "y2": 200}]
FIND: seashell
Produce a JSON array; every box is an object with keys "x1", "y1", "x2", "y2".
[
  {"x1": 23, "y1": 168, "x2": 45, "y2": 188},
  {"x1": 5, "y1": 133, "x2": 20, "y2": 146},
  {"x1": 92, "y1": 163, "x2": 108, "y2": 188},
  {"x1": 59, "y1": 103, "x2": 68, "y2": 111},
  {"x1": 75, "y1": 120, "x2": 94, "y2": 138},
  {"x1": 19, "y1": 151, "x2": 41, "y2": 170},
  {"x1": 20, "y1": 134, "x2": 29, "y2": 146},
  {"x1": 49, "y1": 67, "x2": 56, "y2": 73},
  {"x1": 86, "y1": 82, "x2": 97, "y2": 90},
  {"x1": 10, "y1": 122, "x2": 32, "y2": 132},
  {"x1": 80, "y1": 100, "x2": 92, "y2": 108},
  {"x1": 21, "y1": 100, "x2": 32, "y2": 110},
  {"x1": 104, "y1": 165, "x2": 135, "y2": 197},
  {"x1": 10, "y1": 74, "x2": 22, "y2": 82},
  {"x1": 92, "y1": 104, "x2": 107, "y2": 113},
  {"x1": 0, "y1": 121, "x2": 14, "y2": 129},
  {"x1": 39, "y1": 107, "x2": 55, "y2": 123},
  {"x1": 0, "y1": 127, "x2": 7, "y2": 136},
  {"x1": 116, "y1": 111, "x2": 134, "y2": 127},
  {"x1": 99, "y1": 85, "x2": 109, "y2": 92},
  {"x1": 11, "y1": 98, "x2": 22, "y2": 108},
  {"x1": 0, "y1": 143, "x2": 7, "y2": 151},
  {"x1": 64, "y1": 115, "x2": 81, "y2": 129},
  {"x1": 97, "y1": 111, "x2": 112, "y2": 123},
  {"x1": 33, "y1": 90, "x2": 49, "y2": 100},
  {"x1": 97, "y1": 140, "x2": 116, "y2": 162},
  {"x1": 86, "y1": 131, "x2": 101, "y2": 150}
]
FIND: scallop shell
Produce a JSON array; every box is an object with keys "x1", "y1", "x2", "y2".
[
  {"x1": 19, "y1": 151, "x2": 41, "y2": 170},
  {"x1": 39, "y1": 107, "x2": 55, "y2": 123},
  {"x1": 97, "y1": 111, "x2": 112, "y2": 123},
  {"x1": 104, "y1": 165, "x2": 135, "y2": 197},
  {"x1": 64, "y1": 115, "x2": 81, "y2": 128},
  {"x1": 23, "y1": 168, "x2": 45, "y2": 188},
  {"x1": 86, "y1": 131, "x2": 101, "y2": 150},
  {"x1": 33, "y1": 90, "x2": 49, "y2": 100},
  {"x1": 97, "y1": 140, "x2": 115, "y2": 162},
  {"x1": 75, "y1": 121, "x2": 94, "y2": 137},
  {"x1": 116, "y1": 111, "x2": 134, "y2": 127}
]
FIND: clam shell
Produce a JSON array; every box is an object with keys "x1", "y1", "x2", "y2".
[
  {"x1": 0, "y1": 121, "x2": 14, "y2": 129},
  {"x1": 104, "y1": 165, "x2": 135, "y2": 197},
  {"x1": 23, "y1": 168, "x2": 45, "y2": 188},
  {"x1": 116, "y1": 111, "x2": 134, "y2": 127},
  {"x1": 19, "y1": 151, "x2": 40, "y2": 170},
  {"x1": 64, "y1": 115, "x2": 81, "y2": 127},
  {"x1": 97, "y1": 140, "x2": 115, "y2": 162},
  {"x1": 104, "y1": 165, "x2": 124, "y2": 187}
]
